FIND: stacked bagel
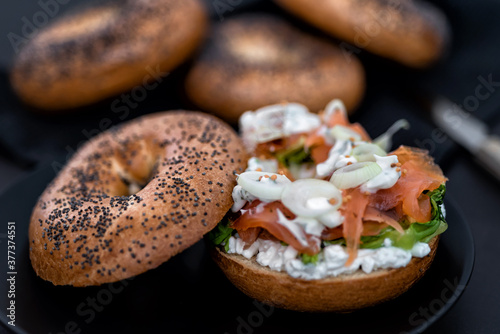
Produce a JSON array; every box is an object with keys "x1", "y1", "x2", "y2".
[
  {"x1": 10, "y1": 0, "x2": 449, "y2": 121},
  {"x1": 184, "y1": 0, "x2": 449, "y2": 122},
  {"x1": 274, "y1": 0, "x2": 450, "y2": 68},
  {"x1": 185, "y1": 14, "x2": 366, "y2": 123},
  {"x1": 11, "y1": 0, "x2": 208, "y2": 111}
]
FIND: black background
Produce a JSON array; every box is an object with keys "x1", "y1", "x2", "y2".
[{"x1": 1, "y1": 0, "x2": 500, "y2": 333}]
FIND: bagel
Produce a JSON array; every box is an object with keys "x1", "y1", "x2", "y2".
[
  {"x1": 207, "y1": 100, "x2": 448, "y2": 312},
  {"x1": 211, "y1": 236, "x2": 439, "y2": 312},
  {"x1": 185, "y1": 14, "x2": 365, "y2": 123},
  {"x1": 274, "y1": 0, "x2": 451, "y2": 68},
  {"x1": 29, "y1": 111, "x2": 247, "y2": 286},
  {"x1": 10, "y1": 0, "x2": 208, "y2": 111}
]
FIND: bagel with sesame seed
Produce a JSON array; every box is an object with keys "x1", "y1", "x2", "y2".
[
  {"x1": 29, "y1": 111, "x2": 247, "y2": 286},
  {"x1": 185, "y1": 14, "x2": 365, "y2": 123},
  {"x1": 10, "y1": 0, "x2": 207, "y2": 112}
]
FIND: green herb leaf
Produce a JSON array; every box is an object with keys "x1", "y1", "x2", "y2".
[
  {"x1": 301, "y1": 253, "x2": 319, "y2": 265},
  {"x1": 275, "y1": 137, "x2": 313, "y2": 167},
  {"x1": 207, "y1": 218, "x2": 234, "y2": 248}
]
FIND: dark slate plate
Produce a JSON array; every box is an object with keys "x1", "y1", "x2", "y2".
[{"x1": 0, "y1": 162, "x2": 474, "y2": 334}]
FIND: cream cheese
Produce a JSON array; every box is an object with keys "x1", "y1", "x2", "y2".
[
  {"x1": 228, "y1": 237, "x2": 299, "y2": 271},
  {"x1": 317, "y1": 210, "x2": 344, "y2": 228},
  {"x1": 227, "y1": 236, "x2": 431, "y2": 280},
  {"x1": 306, "y1": 197, "x2": 332, "y2": 211},
  {"x1": 240, "y1": 103, "x2": 320, "y2": 150},
  {"x1": 316, "y1": 140, "x2": 353, "y2": 177},
  {"x1": 440, "y1": 203, "x2": 446, "y2": 218},
  {"x1": 361, "y1": 155, "x2": 401, "y2": 193},
  {"x1": 317, "y1": 145, "x2": 400, "y2": 193},
  {"x1": 283, "y1": 215, "x2": 324, "y2": 237},
  {"x1": 276, "y1": 210, "x2": 311, "y2": 247},
  {"x1": 231, "y1": 185, "x2": 257, "y2": 212}
]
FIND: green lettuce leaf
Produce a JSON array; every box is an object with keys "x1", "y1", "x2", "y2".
[
  {"x1": 207, "y1": 218, "x2": 234, "y2": 252},
  {"x1": 275, "y1": 137, "x2": 313, "y2": 167},
  {"x1": 323, "y1": 239, "x2": 346, "y2": 247},
  {"x1": 420, "y1": 184, "x2": 448, "y2": 242},
  {"x1": 324, "y1": 184, "x2": 448, "y2": 250}
]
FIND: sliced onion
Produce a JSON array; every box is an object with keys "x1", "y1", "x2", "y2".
[
  {"x1": 246, "y1": 157, "x2": 278, "y2": 173},
  {"x1": 323, "y1": 99, "x2": 347, "y2": 124},
  {"x1": 281, "y1": 179, "x2": 342, "y2": 218},
  {"x1": 328, "y1": 125, "x2": 362, "y2": 141},
  {"x1": 330, "y1": 162, "x2": 382, "y2": 189},
  {"x1": 373, "y1": 119, "x2": 410, "y2": 151},
  {"x1": 237, "y1": 171, "x2": 291, "y2": 201},
  {"x1": 352, "y1": 143, "x2": 387, "y2": 162},
  {"x1": 239, "y1": 103, "x2": 318, "y2": 149}
]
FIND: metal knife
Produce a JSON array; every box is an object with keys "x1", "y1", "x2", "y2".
[{"x1": 432, "y1": 97, "x2": 500, "y2": 180}]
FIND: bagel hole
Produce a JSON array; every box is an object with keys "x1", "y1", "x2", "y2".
[
  {"x1": 119, "y1": 176, "x2": 146, "y2": 196},
  {"x1": 112, "y1": 158, "x2": 159, "y2": 196},
  {"x1": 229, "y1": 34, "x2": 302, "y2": 65},
  {"x1": 45, "y1": 6, "x2": 119, "y2": 42}
]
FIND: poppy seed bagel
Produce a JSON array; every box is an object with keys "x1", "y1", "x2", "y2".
[
  {"x1": 29, "y1": 111, "x2": 247, "y2": 286},
  {"x1": 274, "y1": 0, "x2": 450, "y2": 68},
  {"x1": 185, "y1": 14, "x2": 365, "y2": 123},
  {"x1": 11, "y1": 0, "x2": 208, "y2": 111},
  {"x1": 211, "y1": 236, "x2": 439, "y2": 312}
]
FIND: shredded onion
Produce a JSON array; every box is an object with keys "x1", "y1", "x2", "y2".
[
  {"x1": 330, "y1": 162, "x2": 382, "y2": 189},
  {"x1": 352, "y1": 143, "x2": 387, "y2": 162},
  {"x1": 323, "y1": 99, "x2": 347, "y2": 124},
  {"x1": 281, "y1": 179, "x2": 342, "y2": 218},
  {"x1": 237, "y1": 171, "x2": 291, "y2": 201},
  {"x1": 328, "y1": 125, "x2": 362, "y2": 141},
  {"x1": 239, "y1": 103, "x2": 320, "y2": 149},
  {"x1": 373, "y1": 119, "x2": 410, "y2": 151}
]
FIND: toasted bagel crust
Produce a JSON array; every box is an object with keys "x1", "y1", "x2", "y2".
[
  {"x1": 211, "y1": 236, "x2": 439, "y2": 312},
  {"x1": 185, "y1": 14, "x2": 365, "y2": 123},
  {"x1": 29, "y1": 111, "x2": 247, "y2": 286},
  {"x1": 275, "y1": 0, "x2": 450, "y2": 68},
  {"x1": 11, "y1": 0, "x2": 207, "y2": 111}
]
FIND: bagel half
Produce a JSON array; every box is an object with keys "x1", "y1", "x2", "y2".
[
  {"x1": 211, "y1": 236, "x2": 439, "y2": 312},
  {"x1": 185, "y1": 14, "x2": 365, "y2": 123},
  {"x1": 29, "y1": 111, "x2": 247, "y2": 286},
  {"x1": 11, "y1": 0, "x2": 207, "y2": 111},
  {"x1": 274, "y1": 0, "x2": 451, "y2": 68}
]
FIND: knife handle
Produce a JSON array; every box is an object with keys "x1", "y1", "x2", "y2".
[{"x1": 476, "y1": 136, "x2": 500, "y2": 181}]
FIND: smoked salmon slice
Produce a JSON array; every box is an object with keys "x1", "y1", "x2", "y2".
[
  {"x1": 369, "y1": 146, "x2": 447, "y2": 223},
  {"x1": 231, "y1": 201, "x2": 320, "y2": 255},
  {"x1": 340, "y1": 188, "x2": 370, "y2": 265}
]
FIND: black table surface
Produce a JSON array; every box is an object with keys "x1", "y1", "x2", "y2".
[{"x1": 1, "y1": 0, "x2": 500, "y2": 333}]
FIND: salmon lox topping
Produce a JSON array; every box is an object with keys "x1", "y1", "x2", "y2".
[{"x1": 210, "y1": 99, "x2": 447, "y2": 275}]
